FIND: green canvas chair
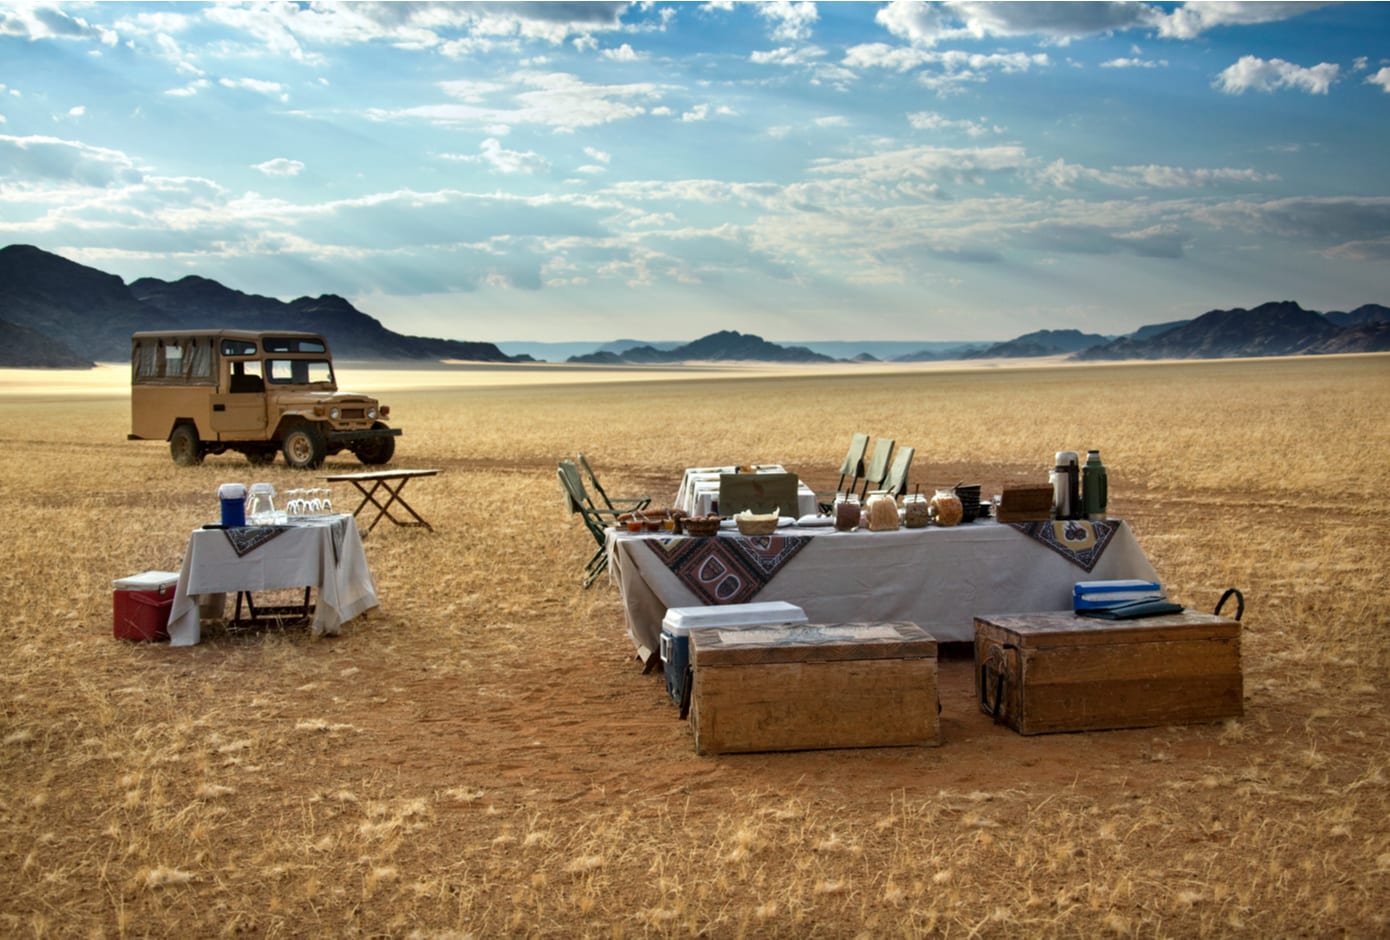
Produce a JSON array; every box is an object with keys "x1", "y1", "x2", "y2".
[
  {"x1": 577, "y1": 452, "x2": 651, "y2": 514},
  {"x1": 558, "y1": 460, "x2": 620, "y2": 587},
  {"x1": 866, "y1": 445, "x2": 914, "y2": 499},
  {"x1": 817, "y1": 432, "x2": 870, "y2": 513},
  {"x1": 857, "y1": 437, "x2": 896, "y2": 498}
]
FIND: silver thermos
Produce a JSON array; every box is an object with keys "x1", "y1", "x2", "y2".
[{"x1": 1051, "y1": 451, "x2": 1080, "y2": 520}]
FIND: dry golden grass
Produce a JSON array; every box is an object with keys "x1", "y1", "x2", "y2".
[{"x1": 1, "y1": 354, "x2": 1388, "y2": 938}]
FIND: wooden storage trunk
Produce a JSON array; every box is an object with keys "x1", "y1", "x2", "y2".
[
  {"x1": 690, "y1": 622, "x2": 940, "y2": 755},
  {"x1": 974, "y1": 610, "x2": 1242, "y2": 735}
]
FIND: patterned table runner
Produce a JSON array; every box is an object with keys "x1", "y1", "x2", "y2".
[
  {"x1": 644, "y1": 533, "x2": 811, "y2": 605},
  {"x1": 1007, "y1": 519, "x2": 1119, "y2": 572},
  {"x1": 222, "y1": 525, "x2": 292, "y2": 557}
]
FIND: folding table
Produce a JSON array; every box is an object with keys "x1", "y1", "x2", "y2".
[{"x1": 322, "y1": 468, "x2": 441, "y2": 536}]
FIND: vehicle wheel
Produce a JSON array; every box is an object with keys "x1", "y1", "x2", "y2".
[
  {"x1": 281, "y1": 423, "x2": 327, "y2": 470},
  {"x1": 352, "y1": 423, "x2": 395, "y2": 465},
  {"x1": 245, "y1": 446, "x2": 277, "y2": 466},
  {"x1": 170, "y1": 424, "x2": 204, "y2": 466}
]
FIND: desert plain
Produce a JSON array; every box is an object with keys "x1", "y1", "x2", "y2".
[{"x1": 1, "y1": 353, "x2": 1387, "y2": 938}]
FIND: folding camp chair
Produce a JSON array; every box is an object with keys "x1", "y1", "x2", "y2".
[
  {"x1": 718, "y1": 472, "x2": 799, "y2": 517},
  {"x1": 576, "y1": 453, "x2": 651, "y2": 514},
  {"x1": 817, "y1": 432, "x2": 870, "y2": 513},
  {"x1": 866, "y1": 445, "x2": 914, "y2": 499},
  {"x1": 558, "y1": 460, "x2": 620, "y2": 588},
  {"x1": 857, "y1": 438, "x2": 896, "y2": 498}
]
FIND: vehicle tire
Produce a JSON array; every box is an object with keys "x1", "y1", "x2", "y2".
[
  {"x1": 170, "y1": 424, "x2": 204, "y2": 466},
  {"x1": 352, "y1": 423, "x2": 396, "y2": 465},
  {"x1": 281, "y1": 423, "x2": 327, "y2": 470},
  {"x1": 245, "y1": 446, "x2": 277, "y2": 466}
]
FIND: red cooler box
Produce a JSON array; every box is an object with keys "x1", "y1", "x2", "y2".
[{"x1": 113, "y1": 571, "x2": 181, "y2": 642}]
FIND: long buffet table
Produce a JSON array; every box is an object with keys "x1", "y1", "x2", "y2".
[{"x1": 605, "y1": 518, "x2": 1159, "y2": 660}]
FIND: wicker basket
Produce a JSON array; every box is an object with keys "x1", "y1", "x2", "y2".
[
  {"x1": 683, "y1": 516, "x2": 721, "y2": 537},
  {"x1": 735, "y1": 516, "x2": 779, "y2": 537}
]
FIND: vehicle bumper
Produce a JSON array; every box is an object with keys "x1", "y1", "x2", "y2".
[{"x1": 328, "y1": 427, "x2": 402, "y2": 443}]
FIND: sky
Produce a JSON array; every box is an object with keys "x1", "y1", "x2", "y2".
[{"x1": 2, "y1": 1, "x2": 1389, "y2": 345}]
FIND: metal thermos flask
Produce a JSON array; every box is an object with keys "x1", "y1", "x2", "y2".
[
  {"x1": 1083, "y1": 450, "x2": 1108, "y2": 520},
  {"x1": 1053, "y1": 451, "x2": 1079, "y2": 519}
]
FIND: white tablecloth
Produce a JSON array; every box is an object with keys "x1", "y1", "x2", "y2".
[
  {"x1": 167, "y1": 514, "x2": 378, "y2": 646},
  {"x1": 674, "y1": 465, "x2": 818, "y2": 518},
  {"x1": 605, "y1": 519, "x2": 1160, "y2": 658}
]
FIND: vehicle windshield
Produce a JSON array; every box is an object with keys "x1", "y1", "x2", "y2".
[{"x1": 265, "y1": 358, "x2": 335, "y2": 386}]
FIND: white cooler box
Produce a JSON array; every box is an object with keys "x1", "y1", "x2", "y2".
[{"x1": 661, "y1": 602, "x2": 808, "y2": 711}]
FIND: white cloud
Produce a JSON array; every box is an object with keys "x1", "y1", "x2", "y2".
[
  {"x1": 602, "y1": 43, "x2": 640, "y2": 62},
  {"x1": 0, "y1": 133, "x2": 144, "y2": 188},
  {"x1": 219, "y1": 77, "x2": 290, "y2": 102},
  {"x1": 876, "y1": 0, "x2": 1152, "y2": 47},
  {"x1": 253, "y1": 158, "x2": 305, "y2": 177},
  {"x1": 810, "y1": 144, "x2": 1030, "y2": 183},
  {"x1": 165, "y1": 79, "x2": 211, "y2": 98},
  {"x1": 1153, "y1": 2, "x2": 1331, "y2": 40},
  {"x1": 757, "y1": 2, "x2": 818, "y2": 43},
  {"x1": 0, "y1": 4, "x2": 119, "y2": 45},
  {"x1": 751, "y1": 44, "x2": 827, "y2": 67},
  {"x1": 908, "y1": 111, "x2": 1001, "y2": 138},
  {"x1": 584, "y1": 147, "x2": 611, "y2": 164},
  {"x1": 1215, "y1": 55, "x2": 1339, "y2": 95},
  {"x1": 66, "y1": 105, "x2": 86, "y2": 119},
  {"x1": 1368, "y1": 67, "x2": 1390, "y2": 93},
  {"x1": 1102, "y1": 56, "x2": 1166, "y2": 69},
  {"x1": 382, "y1": 72, "x2": 665, "y2": 132},
  {"x1": 444, "y1": 138, "x2": 550, "y2": 175},
  {"x1": 1036, "y1": 158, "x2": 1278, "y2": 190}
]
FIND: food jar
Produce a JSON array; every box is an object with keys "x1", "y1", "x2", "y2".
[
  {"x1": 865, "y1": 493, "x2": 899, "y2": 531},
  {"x1": 929, "y1": 488, "x2": 963, "y2": 527},
  {"x1": 833, "y1": 493, "x2": 860, "y2": 531},
  {"x1": 902, "y1": 492, "x2": 930, "y2": 528}
]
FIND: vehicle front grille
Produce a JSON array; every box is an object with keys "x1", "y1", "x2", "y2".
[{"x1": 340, "y1": 408, "x2": 366, "y2": 420}]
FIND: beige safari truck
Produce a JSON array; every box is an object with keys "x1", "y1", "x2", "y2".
[{"x1": 129, "y1": 329, "x2": 400, "y2": 469}]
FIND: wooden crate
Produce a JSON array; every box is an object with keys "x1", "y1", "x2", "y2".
[
  {"x1": 974, "y1": 610, "x2": 1242, "y2": 735},
  {"x1": 690, "y1": 622, "x2": 939, "y2": 755}
]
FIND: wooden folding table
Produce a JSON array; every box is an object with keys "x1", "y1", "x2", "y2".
[{"x1": 323, "y1": 468, "x2": 441, "y2": 537}]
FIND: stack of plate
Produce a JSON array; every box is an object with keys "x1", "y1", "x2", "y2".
[{"x1": 955, "y1": 484, "x2": 982, "y2": 522}]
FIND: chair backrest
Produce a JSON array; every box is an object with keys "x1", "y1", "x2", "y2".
[
  {"x1": 859, "y1": 438, "x2": 895, "y2": 495},
  {"x1": 718, "y1": 472, "x2": 798, "y2": 517},
  {"x1": 879, "y1": 446, "x2": 915, "y2": 498},
  {"x1": 558, "y1": 462, "x2": 585, "y2": 514},
  {"x1": 575, "y1": 453, "x2": 612, "y2": 509},
  {"x1": 837, "y1": 433, "x2": 870, "y2": 477}
]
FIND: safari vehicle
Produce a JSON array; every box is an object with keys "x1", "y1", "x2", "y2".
[{"x1": 129, "y1": 329, "x2": 400, "y2": 469}]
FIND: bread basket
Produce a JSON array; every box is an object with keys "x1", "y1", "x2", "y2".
[
  {"x1": 682, "y1": 515, "x2": 721, "y2": 537},
  {"x1": 734, "y1": 509, "x2": 779, "y2": 536}
]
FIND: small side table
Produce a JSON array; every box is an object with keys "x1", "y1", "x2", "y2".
[{"x1": 323, "y1": 469, "x2": 441, "y2": 537}]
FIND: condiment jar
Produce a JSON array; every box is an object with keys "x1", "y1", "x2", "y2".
[
  {"x1": 902, "y1": 492, "x2": 930, "y2": 528},
  {"x1": 929, "y1": 487, "x2": 963, "y2": 527},
  {"x1": 865, "y1": 493, "x2": 900, "y2": 531},
  {"x1": 833, "y1": 493, "x2": 860, "y2": 531}
]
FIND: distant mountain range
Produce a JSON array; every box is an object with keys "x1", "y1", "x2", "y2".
[
  {"x1": 0, "y1": 244, "x2": 1385, "y2": 369},
  {"x1": 0, "y1": 244, "x2": 524, "y2": 366}
]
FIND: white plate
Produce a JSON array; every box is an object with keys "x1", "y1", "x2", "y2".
[{"x1": 795, "y1": 514, "x2": 834, "y2": 527}]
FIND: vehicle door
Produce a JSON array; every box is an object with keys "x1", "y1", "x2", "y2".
[{"x1": 210, "y1": 358, "x2": 269, "y2": 436}]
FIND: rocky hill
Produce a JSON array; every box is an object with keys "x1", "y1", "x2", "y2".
[
  {"x1": 567, "y1": 329, "x2": 835, "y2": 364},
  {"x1": 960, "y1": 328, "x2": 1111, "y2": 360},
  {"x1": 0, "y1": 245, "x2": 521, "y2": 365},
  {"x1": 1076, "y1": 301, "x2": 1388, "y2": 360}
]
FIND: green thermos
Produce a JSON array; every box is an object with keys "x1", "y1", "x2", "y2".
[{"x1": 1082, "y1": 450, "x2": 1107, "y2": 520}]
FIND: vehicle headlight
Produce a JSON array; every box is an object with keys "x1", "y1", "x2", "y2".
[
  {"x1": 367, "y1": 407, "x2": 377, "y2": 420},
  {"x1": 329, "y1": 406, "x2": 340, "y2": 420}
]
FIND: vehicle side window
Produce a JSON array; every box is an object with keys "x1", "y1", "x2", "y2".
[
  {"x1": 188, "y1": 337, "x2": 213, "y2": 379},
  {"x1": 162, "y1": 341, "x2": 184, "y2": 378},
  {"x1": 228, "y1": 360, "x2": 264, "y2": 393},
  {"x1": 134, "y1": 340, "x2": 159, "y2": 379}
]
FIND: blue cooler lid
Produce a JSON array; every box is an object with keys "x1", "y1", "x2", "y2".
[{"x1": 661, "y1": 601, "x2": 808, "y2": 636}]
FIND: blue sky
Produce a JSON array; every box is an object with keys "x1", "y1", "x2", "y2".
[{"x1": 2, "y1": 2, "x2": 1388, "y2": 344}]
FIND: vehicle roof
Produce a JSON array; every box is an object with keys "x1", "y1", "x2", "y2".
[{"x1": 131, "y1": 329, "x2": 327, "y2": 340}]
